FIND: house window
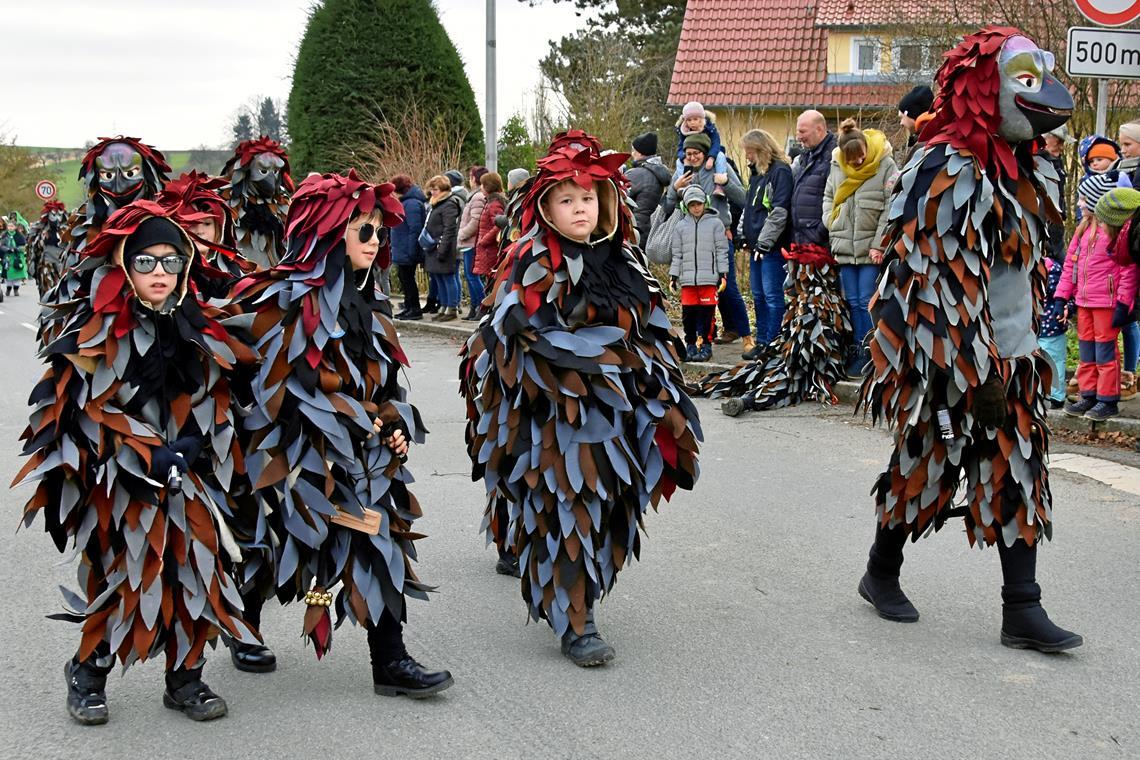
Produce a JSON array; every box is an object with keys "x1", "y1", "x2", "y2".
[
  {"x1": 852, "y1": 38, "x2": 880, "y2": 74},
  {"x1": 892, "y1": 39, "x2": 935, "y2": 75}
]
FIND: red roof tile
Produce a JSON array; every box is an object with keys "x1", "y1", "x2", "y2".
[
  {"x1": 668, "y1": 0, "x2": 908, "y2": 109},
  {"x1": 815, "y1": 0, "x2": 984, "y2": 27}
]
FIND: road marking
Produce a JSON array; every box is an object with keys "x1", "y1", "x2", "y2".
[
  {"x1": 21, "y1": 322, "x2": 37, "y2": 332},
  {"x1": 1051, "y1": 453, "x2": 1140, "y2": 496}
]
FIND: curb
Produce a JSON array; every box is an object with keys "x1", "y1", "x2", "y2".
[{"x1": 395, "y1": 319, "x2": 1140, "y2": 437}]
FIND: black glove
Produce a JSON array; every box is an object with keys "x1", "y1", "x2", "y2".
[
  {"x1": 169, "y1": 435, "x2": 204, "y2": 467},
  {"x1": 378, "y1": 421, "x2": 409, "y2": 463},
  {"x1": 150, "y1": 445, "x2": 188, "y2": 479},
  {"x1": 971, "y1": 376, "x2": 1008, "y2": 429},
  {"x1": 753, "y1": 245, "x2": 770, "y2": 262},
  {"x1": 1111, "y1": 301, "x2": 1131, "y2": 328}
]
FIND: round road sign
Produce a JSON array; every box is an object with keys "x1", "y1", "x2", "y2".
[
  {"x1": 1073, "y1": 0, "x2": 1140, "y2": 27},
  {"x1": 35, "y1": 180, "x2": 57, "y2": 201}
]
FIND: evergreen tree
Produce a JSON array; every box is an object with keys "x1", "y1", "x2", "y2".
[
  {"x1": 257, "y1": 97, "x2": 284, "y2": 143},
  {"x1": 288, "y1": 0, "x2": 484, "y2": 174},
  {"x1": 497, "y1": 114, "x2": 537, "y2": 174},
  {"x1": 232, "y1": 113, "x2": 254, "y2": 148}
]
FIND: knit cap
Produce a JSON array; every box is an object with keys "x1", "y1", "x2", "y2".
[
  {"x1": 632, "y1": 132, "x2": 658, "y2": 156},
  {"x1": 683, "y1": 132, "x2": 712, "y2": 155},
  {"x1": 506, "y1": 168, "x2": 530, "y2": 190},
  {"x1": 682, "y1": 185, "x2": 707, "y2": 206},
  {"x1": 1094, "y1": 188, "x2": 1140, "y2": 228},
  {"x1": 897, "y1": 85, "x2": 934, "y2": 118},
  {"x1": 1079, "y1": 172, "x2": 1118, "y2": 211},
  {"x1": 682, "y1": 101, "x2": 705, "y2": 119}
]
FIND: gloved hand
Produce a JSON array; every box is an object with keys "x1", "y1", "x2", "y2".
[
  {"x1": 1111, "y1": 301, "x2": 1132, "y2": 328},
  {"x1": 169, "y1": 435, "x2": 204, "y2": 466},
  {"x1": 150, "y1": 445, "x2": 188, "y2": 479},
  {"x1": 753, "y1": 246, "x2": 769, "y2": 262},
  {"x1": 971, "y1": 376, "x2": 1008, "y2": 429}
]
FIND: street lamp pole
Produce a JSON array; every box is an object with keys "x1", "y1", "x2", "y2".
[{"x1": 486, "y1": 0, "x2": 498, "y2": 172}]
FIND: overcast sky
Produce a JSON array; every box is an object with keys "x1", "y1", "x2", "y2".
[{"x1": 3, "y1": 0, "x2": 588, "y2": 149}]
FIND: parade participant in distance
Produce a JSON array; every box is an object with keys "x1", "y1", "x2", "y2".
[
  {"x1": 856, "y1": 28, "x2": 1082, "y2": 652},
  {"x1": 15, "y1": 201, "x2": 261, "y2": 724},
  {"x1": 230, "y1": 171, "x2": 452, "y2": 697},
  {"x1": 26, "y1": 201, "x2": 69, "y2": 296},
  {"x1": 220, "y1": 136, "x2": 293, "y2": 269},
  {"x1": 460, "y1": 130, "x2": 703, "y2": 667}
]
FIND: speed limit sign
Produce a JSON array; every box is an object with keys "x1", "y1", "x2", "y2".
[
  {"x1": 35, "y1": 180, "x2": 57, "y2": 201},
  {"x1": 1073, "y1": 0, "x2": 1140, "y2": 27}
]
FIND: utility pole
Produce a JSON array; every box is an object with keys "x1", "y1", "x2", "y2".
[
  {"x1": 485, "y1": 0, "x2": 498, "y2": 172},
  {"x1": 1096, "y1": 78, "x2": 1108, "y2": 136}
]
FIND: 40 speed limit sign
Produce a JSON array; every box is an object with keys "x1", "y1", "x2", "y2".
[{"x1": 1067, "y1": 27, "x2": 1140, "y2": 80}]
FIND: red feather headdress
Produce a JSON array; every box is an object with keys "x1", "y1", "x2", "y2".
[
  {"x1": 223, "y1": 136, "x2": 295, "y2": 193},
  {"x1": 79, "y1": 135, "x2": 172, "y2": 183}
]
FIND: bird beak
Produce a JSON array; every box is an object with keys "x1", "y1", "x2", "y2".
[{"x1": 1015, "y1": 73, "x2": 1074, "y2": 136}]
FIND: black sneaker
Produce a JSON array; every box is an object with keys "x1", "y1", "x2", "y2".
[
  {"x1": 560, "y1": 630, "x2": 615, "y2": 667},
  {"x1": 163, "y1": 673, "x2": 228, "y2": 721},
  {"x1": 1084, "y1": 401, "x2": 1119, "y2": 422},
  {"x1": 396, "y1": 309, "x2": 423, "y2": 321},
  {"x1": 373, "y1": 656, "x2": 453, "y2": 698},
  {"x1": 1063, "y1": 397, "x2": 1096, "y2": 417},
  {"x1": 495, "y1": 553, "x2": 521, "y2": 577},
  {"x1": 65, "y1": 658, "x2": 109, "y2": 726},
  {"x1": 1047, "y1": 398, "x2": 1064, "y2": 410}
]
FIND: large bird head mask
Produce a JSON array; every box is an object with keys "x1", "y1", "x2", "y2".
[
  {"x1": 223, "y1": 136, "x2": 295, "y2": 202},
  {"x1": 923, "y1": 27, "x2": 1073, "y2": 178},
  {"x1": 80, "y1": 136, "x2": 171, "y2": 207}
]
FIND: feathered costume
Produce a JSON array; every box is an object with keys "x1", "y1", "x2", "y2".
[
  {"x1": 230, "y1": 171, "x2": 428, "y2": 657},
  {"x1": 14, "y1": 200, "x2": 260, "y2": 671},
  {"x1": 157, "y1": 171, "x2": 256, "y2": 296},
  {"x1": 221, "y1": 136, "x2": 293, "y2": 270},
  {"x1": 459, "y1": 131, "x2": 703, "y2": 638},
  {"x1": 858, "y1": 27, "x2": 1073, "y2": 548},
  {"x1": 41, "y1": 137, "x2": 171, "y2": 347},
  {"x1": 27, "y1": 201, "x2": 69, "y2": 295},
  {"x1": 700, "y1": 243, "x2": 852, "y2": 411}
]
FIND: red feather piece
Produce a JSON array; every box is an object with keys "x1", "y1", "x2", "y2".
[{"x1": 93, "y1": 269, "x2": 126, "y2": 312}]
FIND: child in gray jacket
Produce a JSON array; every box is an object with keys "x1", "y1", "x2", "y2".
[{"x1": 670, "y1": 185, "x2": 729, "y2": 361}]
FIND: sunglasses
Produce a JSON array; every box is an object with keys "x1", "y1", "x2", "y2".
[
  {"x1": 348, "y1": 223, "x2": 389, "y2": 245},
  {"x1": 131, "y1": 254, "x2": 188, "y2": 274}
]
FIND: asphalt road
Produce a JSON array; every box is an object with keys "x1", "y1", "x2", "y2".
[{"x1": 0, "y1": 293, "x2": 1136, "y2": 760}]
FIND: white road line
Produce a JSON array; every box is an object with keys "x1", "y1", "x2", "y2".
[{"x1": 21, "y1": 322, "x2": 37, "y2": 332}]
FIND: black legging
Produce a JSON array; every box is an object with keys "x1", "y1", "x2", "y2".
[
  {"x1": 397, "y1": 263, "x2": 420, "y2": 311},
  {"x1": 682, "y1": 304, "x2": 715, "y2": 345}
]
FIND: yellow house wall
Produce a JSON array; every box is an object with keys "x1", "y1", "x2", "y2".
[{"x1": 713, "y1": 107, "x2": 899, "y2": 167}]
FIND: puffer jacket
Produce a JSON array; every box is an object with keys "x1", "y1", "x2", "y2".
[
  {"x1": 423, "y1": 193, "x2": 463, "y2": 275},
  {"x1": 1055, "y1": 221, "x2": 1138, "y2": 310},
  {"x1": 821, "y1": 149, "x2": 898, "y2": 265},
  {"x1": 669, "y1": 208, "x2": 729, "y2": 287},
  {"x1": 790, "y1": 131, "x2": 837, "y2": 246},
  {"x1": 457, "y1": 189, "x2": 486, "y2": 249},
  {"x1": 474, "y1": 192, "x2": 506, "y2": 275},
  {"x1": 626, "y1": 156, "x2": 672, "y2": 240},
  {"x1": 391, "y1": 185, "x2": 428, "y2": 266}
]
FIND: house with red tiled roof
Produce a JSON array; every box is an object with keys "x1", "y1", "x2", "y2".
[{"x1": 668, "y1": 0, "x2": 981, "y2": 160}]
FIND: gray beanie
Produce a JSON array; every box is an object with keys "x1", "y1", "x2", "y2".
[
  {"x1": 682, "y1": 185, "x2": 707, "y2": 207},
  {"x1": 506, "y1": 168, "x2": 531, "y2": 190}
]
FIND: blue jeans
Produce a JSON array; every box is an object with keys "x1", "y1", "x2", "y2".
[
  {"x1": 1123, "y1": 319, "x2": 1139, "y2": 373},
  {"x1": 430, "y1": 272, "x2": 460, "y2": 308},
  {"x1": 717, "y1": 241, "x2": 751, "y2": 337},
  {"x1": 1038, "y1": 334, "x2": 1068, "y2": 402},
  {"x1": 838, "y1": 263, "x2": 879, "y2": 347},
  {"x1": 749, "y1": 250, "x2": 787, "y2": 343},
  {"x1": 462, "y1": 247, "x2": 484, "y2": 306}
]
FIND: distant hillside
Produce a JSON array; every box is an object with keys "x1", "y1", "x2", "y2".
[{"x1": 23, "y1": 147, "x2": 233, "y2": 210}]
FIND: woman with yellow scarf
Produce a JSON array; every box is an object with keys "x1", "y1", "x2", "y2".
[{"x1": 822, "y1": 118, "x2": 898, "y2": 377}]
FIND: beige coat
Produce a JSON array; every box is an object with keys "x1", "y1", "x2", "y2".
[{"x1": 822, "y1": 150, "x2": 898, "y2": 266}]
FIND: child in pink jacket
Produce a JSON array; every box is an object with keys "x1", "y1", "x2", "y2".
[{"x1": 1056, "y1": 180, "x2": 1140, "y2": 421}]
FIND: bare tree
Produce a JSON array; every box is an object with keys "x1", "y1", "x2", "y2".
[{"x1": 340, "y1": 100, "x2": 470, "y2": 186}]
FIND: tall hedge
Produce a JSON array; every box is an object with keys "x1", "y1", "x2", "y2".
[{"x1": 288, "y1": 0, "x2": 484, "y2": 174}]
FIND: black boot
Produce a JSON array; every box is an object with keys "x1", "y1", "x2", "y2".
[
  {"x1": 997, "y1": 539, "x2": 1083, "y2": 653},
  {"x1": 858, "y1": 522, "x2": 920, "y2": 622},
  {"x1": 495, "y1": 547, "x2": 520, "y2": 577},
  {"x1": 163, "y1": 666, "x2": 228, "y2": 721},
  {"x1": 721, "y1": 392, "x2": 756, "y2": 418},
  {"x1": 228, "y1": 592, "x2": 276, "y2": 673},
  {"x1": 65, "y1": 656, "x2": 111, "y2": 726},
  {"x1": 368, "y1": 611, "x2": 453, "y2": 698},
  {"x1": 560, "y1": 607, "x2": 615, "y2": 667},
  {"x1": 461, "y1": 305, "x2": 480, "y2": 321},
  {"x1": 422, "y1": 298, "x2": 439, "y2": 315}
]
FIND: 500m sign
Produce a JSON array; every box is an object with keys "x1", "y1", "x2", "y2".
[{"x1": 1066, "y1": 27, "x2": 1140, "y2": 80}]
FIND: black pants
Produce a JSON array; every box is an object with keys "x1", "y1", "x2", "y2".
[
  {"x1": 682, "y1": 304, "x2": 715, "y2": 346},
  {"x1": 397, "y1": 263, "x2": 420, "y2": 311}
]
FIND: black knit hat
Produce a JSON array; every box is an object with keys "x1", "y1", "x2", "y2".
[
  {"x1": 632, "y1": 132, "x2": 658, "y2": 156},
  {"x1": 898, "y1": 85, "x2": 934, "y2": 118},
  {"x1": 123, "y1": 216, "x2": 188, "y2": 263}
]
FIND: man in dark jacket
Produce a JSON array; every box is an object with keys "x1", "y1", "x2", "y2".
[
  {"x1": 390, "y1": 175, "x2": 428, "y2": 320},
  {"x1": 625, "y1": 132, "x2": 672, "y2": 244},
  {"x1": 790, "y1": 110, "x2": 837, "y2": 248}
]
